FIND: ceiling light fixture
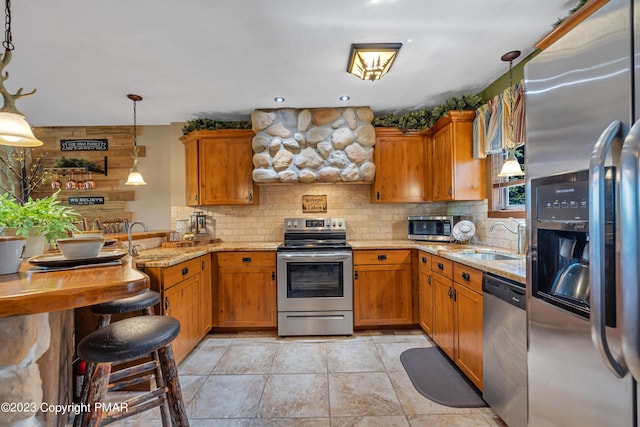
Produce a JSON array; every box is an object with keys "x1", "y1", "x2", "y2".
[
  {"x1": 274, "y1": 97, "x2": 285, "y2": 103},
  {"x1": 0, "y1": 0, "x2": 42, "y2": 147},
  {"x1": 339, "y1": 95, "x2": 350, "y2": 101},
  {"x1": 124, "y1": 94, "x2": 147, "y2": 186},
  {"x1": 498, "y1": 50, "x2": 525, "y2": 178},
  {"x1": 346, "y1": 43, "x2": 402, "y2": 81}
]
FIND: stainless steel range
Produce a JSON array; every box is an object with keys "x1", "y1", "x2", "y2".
[{"x1": 277, "y1": 217, "x2": 353, "y2": 336}]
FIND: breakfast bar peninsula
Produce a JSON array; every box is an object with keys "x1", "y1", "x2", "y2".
[{"x1": 0, "y1": 257, "x2": 148, "y2": 427}]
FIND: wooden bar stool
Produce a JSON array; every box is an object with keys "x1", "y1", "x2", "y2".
[
  {"x1": 75, "y1": 290, "x2": 171, "y2": 426},
  {"x1": 77, "y1": 315, "x2": 189, "y2": 426}
]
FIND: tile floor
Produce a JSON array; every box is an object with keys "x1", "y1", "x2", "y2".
[{"x1": 105, "y1": 329, "x2": 506, "y2": 426}]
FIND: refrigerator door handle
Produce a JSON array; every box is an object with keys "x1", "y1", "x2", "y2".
[
  {"x1": 620, "y1": 118, "x2": 640, "y2": 381},
  {"x1": 589, "y1": 119, "x2": 627, "y2": 378}
]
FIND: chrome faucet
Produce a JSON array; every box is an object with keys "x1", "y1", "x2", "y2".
[
  {"x1": 489, "y1": 218, "x2": 526, "y2": 255},
  {"x1": 127, "y1": 221, "x2": 148, "y2": 256}
]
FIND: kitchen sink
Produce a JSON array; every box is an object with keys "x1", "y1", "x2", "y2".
[{"x1": 460, "y1": 252, "x2": 522, "y2": 261}]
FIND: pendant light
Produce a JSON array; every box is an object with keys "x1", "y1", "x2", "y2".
[
  {"x1": 498, "y1": 50, "x2": 524, "y2": 178},
  {"x1": 0, "y1": 0, "x2": 42, "y2": 147},
  {"x1": 124, "y1": 94, "x2": 146, "y2": 186}
]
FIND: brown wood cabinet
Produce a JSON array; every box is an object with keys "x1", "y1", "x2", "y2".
[
  {"x1": 164, "y1": 274, "x2": 200, "y2": 363},
  {"x1": 216, "y1": 251, "x2": 277, "y2": 328},
  {"x1": 430, "y1": 111, "x2": 486, "y2": 201},
  {"x1": 199, "y1": 254, "x2": 213, "y2": 336},
  {"x1": 431, "y1": 254, "x2": 483, "y2": 390},
  {"x1": 452, "y1": 262, "x2": 483, "y2": 390},
  {"x1": 140, "y1": 255, "x2": 212, "y2": 364},
  {"x1": 417, "y1": 251, "x2": 433, "y2": 336},
  {"x1": 372, "y1": 128, "x2": 429, "y2": 203},
  {"x1": 180, "y1": 129, "x2": 258, "y2": 206},
  {"x1": 353, "y1": 249, "x2": 413, "y2": 326}
]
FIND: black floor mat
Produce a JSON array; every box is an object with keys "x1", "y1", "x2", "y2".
[{"x1": 400, "y1": 347, "x2": 487, "y2": 408}]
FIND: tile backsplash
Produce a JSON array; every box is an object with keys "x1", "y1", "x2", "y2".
[{"x1": 172, "y1": 184, "x2": 522, "y2": 252}]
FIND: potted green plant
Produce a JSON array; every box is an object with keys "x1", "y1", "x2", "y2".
[{"x1": 0, "y1": 191, "x2": 79, "y2": 257}]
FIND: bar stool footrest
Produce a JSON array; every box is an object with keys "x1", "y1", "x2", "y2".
[
  {"x1": 109, "y1": 360, "x2": 158, "y2": 383},
  {"x1": 102, "y1": 388, "x2": 166, "y2": 424}
]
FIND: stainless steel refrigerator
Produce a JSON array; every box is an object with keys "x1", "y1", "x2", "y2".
[{"x1": 525, "y1": 0, "x2": 640, "y2": 425}]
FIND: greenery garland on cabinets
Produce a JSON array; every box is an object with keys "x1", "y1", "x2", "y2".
[
  {"x1": 182, "y1": 118, "x2": 252, "y2": 135},
  {"x1": 372, "y1": 94, "x2": 483, "y2": 132}
]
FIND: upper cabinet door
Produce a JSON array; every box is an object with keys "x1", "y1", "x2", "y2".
[
  {"x1": 183, "y1": 139, "x2": 200, "y2": 206},
  {"x1": 372, "y1": 128, "x2": 428, "y2": 203},
  {"x1": 181, "y1": 130, "x2": 258, "y2": 206},
  {"x1": 430, "y1": 111, "x2": 486, "y2": 202}
]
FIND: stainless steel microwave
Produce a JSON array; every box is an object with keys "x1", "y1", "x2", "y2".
[{"x1": 407, "y1": 215, "x2": 461, "y2": 242}]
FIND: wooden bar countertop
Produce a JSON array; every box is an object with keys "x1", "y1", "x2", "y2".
[{"x1": 0, "y1": 256, "x2": 148, "y2": 318}]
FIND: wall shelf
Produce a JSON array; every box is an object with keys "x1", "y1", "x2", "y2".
[{"x1": 43, "y1": 156, "x2": 108, "y2": 176}]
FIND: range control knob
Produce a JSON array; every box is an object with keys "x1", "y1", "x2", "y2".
[
  {"x1": 293, "y1": 221, "x2": 298, "y2": 228},
  {"x1": 286, "y1": 221, "x2": 292, "y2": 228}
]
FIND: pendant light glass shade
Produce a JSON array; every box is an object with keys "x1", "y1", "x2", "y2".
[
  {"x1": 498, "y1": 148, "x2": 525, "y2": 177},
  {"x1": 0, "y1": 111, "x2": 43, "y2": 146},
  {"x1": 125, "y1": 170, "x2": 146, "y2": 185}
]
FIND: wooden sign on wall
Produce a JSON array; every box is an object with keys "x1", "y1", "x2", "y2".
[
  {"x1": 302, "y1": 195, "x2": 327, "y2": 213},
  {"x1": 68, "y1": 196, "x2": 105, "y2": 205},
  {"x1": 60, "y1": 139, "x2": 108, "y2": 151}
]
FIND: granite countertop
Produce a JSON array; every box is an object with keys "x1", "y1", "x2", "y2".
[
  {"x1": 135, "y1": 239, "x2": 526, "y2": 284},
  {"x1": 134, "y1": 241, "x2": 280, "y2": 268}
]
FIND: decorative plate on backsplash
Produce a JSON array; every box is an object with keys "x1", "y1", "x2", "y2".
[{"x1": 452, "y1": 220, "x2": 476, "y2": 242}]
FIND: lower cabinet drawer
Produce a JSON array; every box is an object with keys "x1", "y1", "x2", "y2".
[
  {"x1": 217, "y1": 251, "x2": 275, "y2": 268},
  {"x1": 431, "y1": 255, "x2": 453, "y2": 279},
  {"x1": 453, "y1": 263, "x2": 483, "y2": 294},
  {"x1": 163, "y1": 258, "x2": 201, "y2": 289},
  {"x1": 354, "y1": 249, "x2": 411, "y2": 265}
]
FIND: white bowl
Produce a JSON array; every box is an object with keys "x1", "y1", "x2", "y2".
[{"x1": 56, "y1": 237, "x2": 105, "y2": 260}]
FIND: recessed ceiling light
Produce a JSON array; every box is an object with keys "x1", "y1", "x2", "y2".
[
  {"x1": 274, "y1": 97, "x2": 285, "y2": 103},
  {"x1": 339, "y1": 95, "x2": 350, "y2": 101}
]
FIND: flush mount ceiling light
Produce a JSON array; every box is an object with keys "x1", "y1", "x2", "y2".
[
  {"x1": 274, "y1": 97, "x2": 285, "y2": 103},
  {"x1": 339, "y1": 95, "x2": 350, "y2": 101},
  {"x1": 0, "y1": 0, "x2": 42, "y2": 147},
  {"x1": 498, "y1": 50, "x2": 525, "y2": 178},
  {"x1": 346, "y1": 43, "x2": 402, "y2": 81},
  {"x1": 124, "y1": 94, "x2": 147, "y2": 186}
]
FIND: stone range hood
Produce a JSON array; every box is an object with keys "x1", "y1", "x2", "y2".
[{"x1": 251, "y1": 107, "x2": 375, "y2": 184}]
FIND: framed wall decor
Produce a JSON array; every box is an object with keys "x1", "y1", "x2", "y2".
[{"x1": 302, "y1": 195, "x2": 327, "y2": 213}]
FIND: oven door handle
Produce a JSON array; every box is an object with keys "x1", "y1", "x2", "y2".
[{"x1": 277, "y1": 251, "x2": 352, "y2": 261}]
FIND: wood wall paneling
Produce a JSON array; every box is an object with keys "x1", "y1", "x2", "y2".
[{"x1": 31, "y1": 126, "x2": 144, "y2": 227}]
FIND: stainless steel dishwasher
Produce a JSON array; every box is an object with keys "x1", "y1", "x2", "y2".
[{"x1": 483, "y1": 272, "x2": 527, "y2": 427}]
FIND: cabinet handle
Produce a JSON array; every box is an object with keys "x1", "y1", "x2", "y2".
[
  {"x1": 377, "y1": 254, "x2": 387, "y2": 261},
  {"x1": 448, "y1": 287, "x2": 452, "y2": 298},
  {"x1": 202, "y1": 260, "x2": 205, "y2": 270},
  {"x1": 272, "y1": 271, "x2": 276, "y2": 281},
  {"x1": 453, "y1": 289, "x2": 457, "y2": 302},
  {"x1": 448, "y1": 186, "x2": 452, "y2": 195},
  {"x1": 421, "y1": 256, "x2": 427, "y2": 264},
  {"x1": 355, "y1": 271, "x2": 359, "y2": 280},
  {"x1": 165, "y1": 297, "x2": 170, "y2": 310},
  {"x1": 195, "y1": 193, "x2": 198, "y2": 201},
  {"x1": 182, "y1": 267, "x2": 189, "y2": 275},
  {"x1": 461, "y1": 272, "x2": 470, "y2": 282},
  {"x1": 428, "y1": 275, "x2": 431, "y2": 285},
  {"x1": 437, "y1": 262, "x2": 444, "y2": 270},
  {"x1": 376, "y1": 191, "x2": 381, "y2": 200},
  {"x1": 248, "y1": 192, "x2": 253, "y2": 202},
  {"x1": 242, "y1": 257, "x2": 252, "y2": 263}
]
